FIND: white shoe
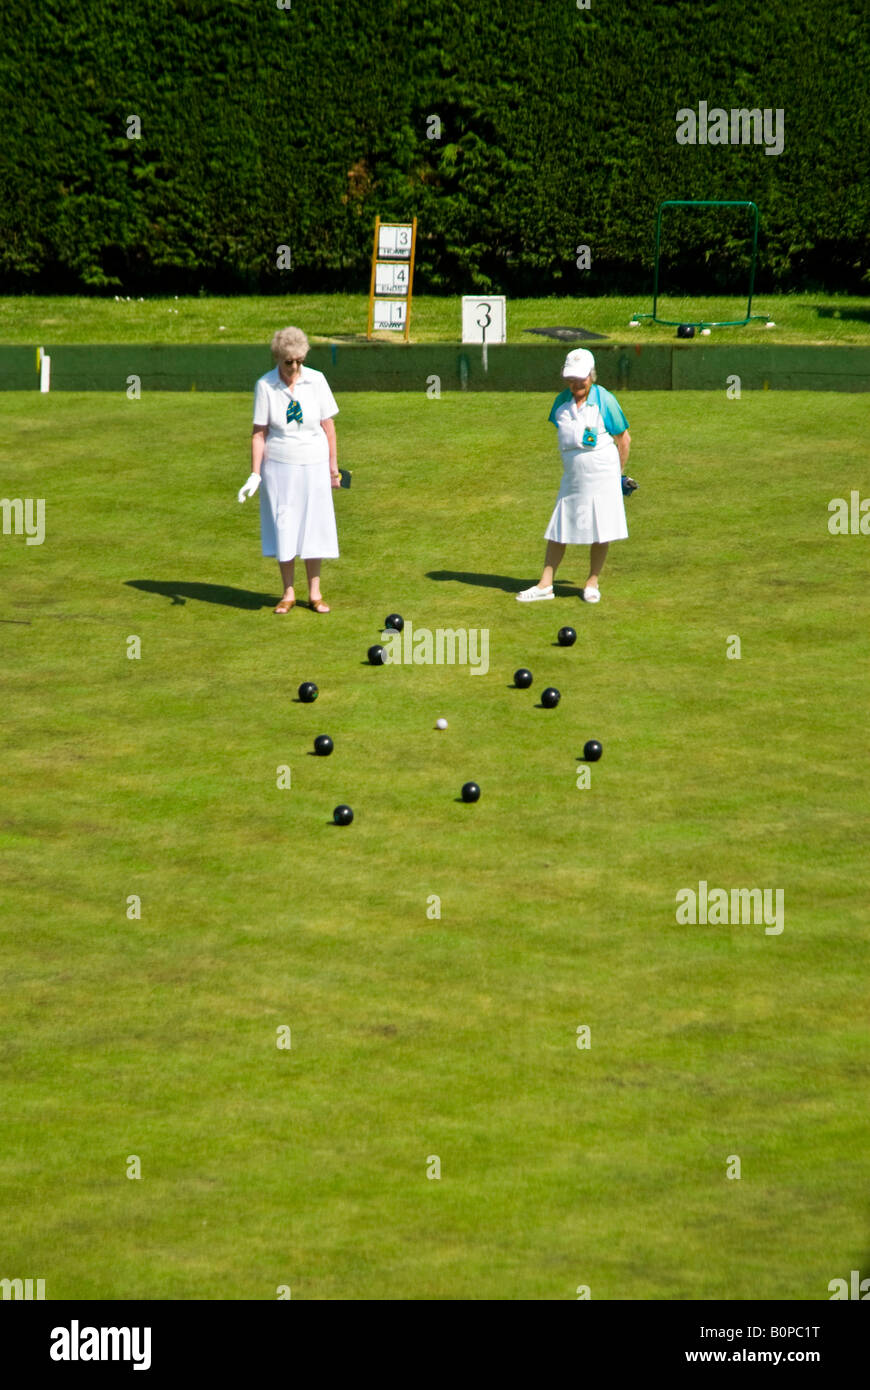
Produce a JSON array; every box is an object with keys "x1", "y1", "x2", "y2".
[
  {"x1": 516, "y1": 585, "x2": 554, "y2": 602},
  {"x1": 582, "y1": 586, "x2": 601, "y2": 603}
]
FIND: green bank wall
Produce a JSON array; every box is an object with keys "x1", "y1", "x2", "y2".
[{"x1": 2, "y1": 344, "x2": 869, "y2": 392}]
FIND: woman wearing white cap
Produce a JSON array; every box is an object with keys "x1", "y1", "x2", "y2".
[
  {"x1": 517, "y1": 348, "x2": 631, "y2": 605},
  {"x1": 237, "y1": 326, "x2": 340, "y2": 613}
]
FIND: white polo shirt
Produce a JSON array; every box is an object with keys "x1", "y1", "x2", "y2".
[{"x1": 253, "y1": 364, "x2": 339, "y2": 465}]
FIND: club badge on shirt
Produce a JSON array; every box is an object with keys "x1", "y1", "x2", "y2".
[{"x1": 581, "y1": 426, "x2": 598, "y2": 447}]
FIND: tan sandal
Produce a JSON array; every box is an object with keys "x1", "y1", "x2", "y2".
[
  {"x1": 310, "y1": 598, "x2": 330, "y2": 614},
  {"x1": 274, "y1": 596, "x2": 296, "y2": 614}
]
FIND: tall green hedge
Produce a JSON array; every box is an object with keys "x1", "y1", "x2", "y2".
[{"x1": 1, "y1": 0, "x2": 868, "y2": 294}]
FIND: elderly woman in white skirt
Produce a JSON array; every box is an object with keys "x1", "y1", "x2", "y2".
[
  {"x1": 517, "y1": 348, "x2": 631, "y2": 605},
  {"x1": 238, "y1": 326, "x2": 340, "y2": 613}
]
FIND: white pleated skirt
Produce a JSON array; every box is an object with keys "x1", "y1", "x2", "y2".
[
  {"x1": 544, "y1": 443, "x2": 628, "y2": 545},
  {"x1": 260, "y1": 457, "x2": 339, "y2": 561}
]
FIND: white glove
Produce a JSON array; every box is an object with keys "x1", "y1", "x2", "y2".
[{"x1": 238, "y1": 473, "x2": 261, "y2": 503}]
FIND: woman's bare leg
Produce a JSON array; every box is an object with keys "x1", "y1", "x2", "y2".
[
  {"x1": 278, "y1": 559, "x2": 295, "y2": 600},
  {"x1": 586, "y1": 542, "x2": 609, "y2": 590},
  {"x1": 539, "y1": 540, "x2": 566, "y2": 589},
  {"x1": 305, "y1": 558, "x2": 322, "y2": 602}
]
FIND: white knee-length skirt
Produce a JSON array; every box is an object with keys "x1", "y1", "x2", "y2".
[
  {"x1": 544, "y1": 444, "x2": 628, "y2": 545},
  {"x1": 260, "y1": 458, "x2": 339, "y2": 561}
]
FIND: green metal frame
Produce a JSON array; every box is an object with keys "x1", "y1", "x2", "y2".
[{"x1": 632, "y1": 200, "x2": 769, "y2": 328}]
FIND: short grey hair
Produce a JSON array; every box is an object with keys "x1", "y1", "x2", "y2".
[{"x1": 270, "y1": 326, "x2": 310, "y2": 362}]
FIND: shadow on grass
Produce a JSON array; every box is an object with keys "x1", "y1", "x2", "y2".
[
  {"x1": 426, "y1": 570, "x2": 578, "y2": 596},
  {"x1": 815, "y1": 305, "x2": 870, "y2": 325},
  {"x1": 125, "y1": 580, "x2": 277, "y2": 609}
]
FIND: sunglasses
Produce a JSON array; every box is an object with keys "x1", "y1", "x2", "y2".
[{"x1": 283, "y1": 357, "x2": 305, "y2": 366}]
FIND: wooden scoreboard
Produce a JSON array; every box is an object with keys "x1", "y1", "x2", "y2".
[{"x1": 367, "y1": 216, "x2": 418, "y2": 342}]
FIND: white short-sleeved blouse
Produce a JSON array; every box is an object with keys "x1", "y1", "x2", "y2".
[{"x1": 253, "y1": 365, "x2": 339, "y2": 466}]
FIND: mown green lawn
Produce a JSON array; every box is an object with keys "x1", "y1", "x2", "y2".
[
  {"x1": 2, "y1": 292, "x2": 870, "y2": 347},
  {"x1": 0, "y1": 389, "x2": 867, "y2": 1299}
]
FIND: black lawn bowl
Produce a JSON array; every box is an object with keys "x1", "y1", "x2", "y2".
[
  {"x1": 541, "y1": 687, "x2": 561, "y2": 709},
  {"x1": 314, "y1": 735, "x2": 334, "y2": 756},
  {"x1": 298, "y1": 681, "x2": 319, "y2": 703},
  {"x1": 583, "y1": 740, "x2": 603, "y2": 762},
  {"x1": 460, "y1": 781, "x2": 481, "y2": 803},
  {"x1": 676, "y1": 324, "x2": 696, "y2": 339},
  {"x1": 557, "y1": 627, "x2": 577, "y2": 647},
  {"x1": 333, "y1": 804, "x2": 354, "y2": 826},
  {"x1": 384, "y1": 613, "x2": 404, "y2": 632},
  {"x1": 367, "y1": 645, "x2": 387, "y2": 666},
  {"x1": 513, "y1": 668, "x2": 533, "y2": 688}
]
